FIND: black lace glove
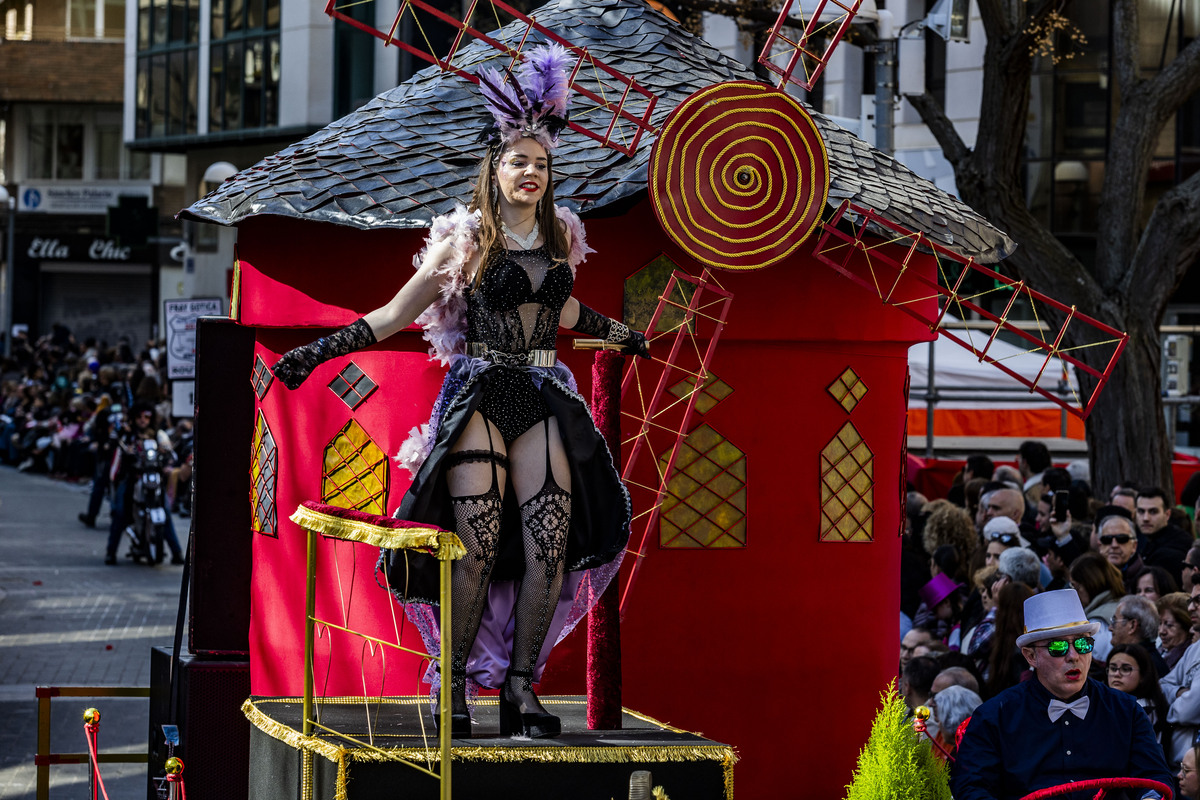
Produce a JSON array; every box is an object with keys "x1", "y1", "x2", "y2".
[
  {"x1": 272, "y1": 318, "x2": 377, "y2": 390},
  {"x1": 573, "y1": 303, "x2": 650, "y2": 359}
]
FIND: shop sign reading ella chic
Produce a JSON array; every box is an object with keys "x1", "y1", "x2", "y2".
[{"x1": 26, "y1": 237, "x2": 132, "y2": 261}]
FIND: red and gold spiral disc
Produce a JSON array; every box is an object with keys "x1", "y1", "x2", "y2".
[{"x1": 649, "y1": 81, "x2": 829, "y2": 271}]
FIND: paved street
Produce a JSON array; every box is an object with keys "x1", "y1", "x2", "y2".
[{"x1": 0, "y1": 467, "x2": 186, "y2": 800}]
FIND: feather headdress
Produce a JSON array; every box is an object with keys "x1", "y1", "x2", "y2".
[{"x1": 477, "y1": 43, "x2": 573, "y2": 151}]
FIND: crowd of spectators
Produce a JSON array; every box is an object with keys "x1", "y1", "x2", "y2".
[
  {"x1": 899, "y1": 440, "x2": 1200, "y2": 793},
  {"x1": 0, "y1": 324, "x2": 193, "y2": 536}
]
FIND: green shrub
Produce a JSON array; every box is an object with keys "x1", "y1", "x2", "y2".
[{"x1": 844, "y1": 681, "x2": 951, "y2": 800}]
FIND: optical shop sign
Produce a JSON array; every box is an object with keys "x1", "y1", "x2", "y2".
[
  {"x1": 164, "y1": 298, "x2": 223, "y2": 380},
  {"x1": 19, "y1": 184, "x2": 152, "y2": 214}
]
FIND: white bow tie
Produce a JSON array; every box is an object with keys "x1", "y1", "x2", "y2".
[{"x1": 1047, "y1": 696, "x2": 1090, "y2": 722}]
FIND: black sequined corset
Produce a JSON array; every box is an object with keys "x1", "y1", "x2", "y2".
[
  {"x1": 465, "y1": 246, "x2": 573, "y2": 443},
  {"x1": 465, "y1": 246, "x2": 573, "y2": 353}
]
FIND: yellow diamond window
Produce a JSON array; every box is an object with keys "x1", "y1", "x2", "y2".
[{"x1": 827, "y1": 366, "x2": 868, "y2": 413}]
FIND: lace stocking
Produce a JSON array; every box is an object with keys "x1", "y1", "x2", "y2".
[
  {"x1": 446, "y1": 458, "x2": 503, "y2": 715},
  {"x1": 504, "y1": 479, "x2": 571, "y2": 711}
]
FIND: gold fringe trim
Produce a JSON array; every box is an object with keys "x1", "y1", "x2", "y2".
[
  {"x1": 242, "y1": 698, "x2": 347, "y2": 765},
  {"x1": 343, "y1": 743, "x2": 737, "y2": 766},
  {"x1": 243, "y1": 700, "x2": 351, "y2": 800},
  {"x1": 290, "y1": 505, "x2": 464, "y2": 559}
]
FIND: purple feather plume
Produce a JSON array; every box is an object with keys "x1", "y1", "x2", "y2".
[
  {"x1": 519, "y1": 43, "x2": 572, "y2": 120},
  {"x1": 475, "y1": 44, "x2": 573, "y2": 150},
  {"x1": 477, "y1": 66, "x2": 528, "y2": 131}
]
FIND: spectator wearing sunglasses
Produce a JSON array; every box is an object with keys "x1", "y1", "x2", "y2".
[
  {"x1": 1097, "y1": 516, "x2": 1145, "y2": 594},
  {"x1": 1159, "y1": 581, "x2": 1200, "y2": 768},
  {"x1": 1089, "y1": 503, "x2": 1135, "y2": 553},
  {"x1": 984, "y1": 517, "x2": 1028, "y2": 566},
  {"x1": 952, "y1": 589, "x2": 1170, "y2": 800},
  {"x1": 1182, "y1": 546, "x2": 1200, "y2": 593}
]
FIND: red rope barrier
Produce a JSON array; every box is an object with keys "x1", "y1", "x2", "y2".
[
  {"x1": 83, "y1": 717, "x2": 112, "y2": 800},
  {"x1": 1019, "y1": 776, "x2": 1172, "y2": 800},
  {"x1": 166, "y1": 771, "x2": 187, "y2": 800},
  {"x1": 164, "y1": 756, "x2": 186, "y2": 800}
]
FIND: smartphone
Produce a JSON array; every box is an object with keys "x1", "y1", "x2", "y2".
[{"x1": 1053, "y1": 491, "x2": 1069, "y2": 523}]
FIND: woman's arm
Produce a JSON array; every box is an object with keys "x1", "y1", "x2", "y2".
[
  {"x1": 559, "y1": 296, "x2": 581, "y2": 330},
  {"x1": 560, "y1": 296, "x2": 649, "y2": 358},
  {"x1": 273, "y1": 238, "x2": 471, "y2": 389}
]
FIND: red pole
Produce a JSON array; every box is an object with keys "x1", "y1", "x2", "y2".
[{"x1": 587, "y1": 349, "x2": 623, "y2": 729}]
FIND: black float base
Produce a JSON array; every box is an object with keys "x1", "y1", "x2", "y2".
[{"x1": 244, "y1": 695, "x2": 734, "y2": 800}]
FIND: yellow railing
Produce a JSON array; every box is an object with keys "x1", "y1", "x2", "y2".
[
  {"x1": 34, "y1": 685, "x2": 151, "y2": 800},
  {"x1": 290, "y1": 503, "x2": 463, "y2": 800}
]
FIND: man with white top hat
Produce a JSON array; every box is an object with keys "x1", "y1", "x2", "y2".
[{"x1": 951, "y1": 589, "x2": 1171, "y2": 799}]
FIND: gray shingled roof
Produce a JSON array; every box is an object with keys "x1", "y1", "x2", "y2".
[{"x1": 181, "y1": 0, "x2": 1014, "y2": 262}]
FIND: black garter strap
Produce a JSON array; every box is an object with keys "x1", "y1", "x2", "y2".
[{"x1": 444, "y1": 449, "x2": 511, "y2": 473}]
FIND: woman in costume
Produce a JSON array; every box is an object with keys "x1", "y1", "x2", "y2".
[{"x1": 272, "y1": 45, "x2": 646, "y2": 739}]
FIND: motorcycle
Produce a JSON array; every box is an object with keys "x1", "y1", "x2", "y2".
[{"x1": 124, "y1": 437, "x2": 171, "y2": 564}]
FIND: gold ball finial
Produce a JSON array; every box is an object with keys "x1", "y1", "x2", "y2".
[
  {"x1": 165, "y1": 757, "x2": 184, "y2": 775},
  {"x1": 83, "y1": 708, "x2": 101, "y2": 724},
  {"x1": 914, "y1": 705, "x2": 931, "y2": 721}
]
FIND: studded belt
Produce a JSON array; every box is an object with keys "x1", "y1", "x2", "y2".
[{"x1": 466, "y1": 342, "x2": 557, "y2": 368}]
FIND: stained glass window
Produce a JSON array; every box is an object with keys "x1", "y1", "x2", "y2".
[
  {"x1": 328, "y1": 362, "x2": 377, "y2": 410},
  {"x1": 322, "y1": 419, "x2": 388, "y2": 515},
  {"x1": 827, "y1": 366, "x2": 867, "y2": 413},
  {"x1": 658, "y1": 424, "x2": 746, "y2": 549},
  {"x1": 820, "y1": 422, "x2": 874, "y2": 542},
  {"x1": 250, "y1": 410, "x2": 277, "y2": 536},
  {"x1": 668, "y1": 372, "x2": 733, "y2": 416},
  {"x1": 251, "y1": 353, "x2": 274, "y2": 399}
]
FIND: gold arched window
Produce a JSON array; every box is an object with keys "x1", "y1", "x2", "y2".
[
  {"x1": 820, "y1": 422, "x2": 874, "y2": 542},
  {"x1": 251, "y1": 411, "x2": 278, "y2": 536},
  {"x1": 322, "y1": 419, "x2": 389, "y2": 515}
]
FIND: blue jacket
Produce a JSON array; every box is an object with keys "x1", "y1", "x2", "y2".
[{"x1": 951, "y1": 677, "x2": 1170, "y2": 800}]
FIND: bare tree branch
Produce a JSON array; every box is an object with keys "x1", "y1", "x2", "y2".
[
  {"x1": 1111, "y1": 0, "x2": 1141, "y2": 95},
  {"x1": 1129, "y1": 170, "x2": 1200, "y2": 319},
  {"x1": 1144, "y1": 35, "x2": 1200, "y2": 117},
  {"x1": 1097, "y1": 33, "x2": 1200, "y2": 288},
  {"x1": 903, "y1": 93, "x2": 970, "y2": 167}
]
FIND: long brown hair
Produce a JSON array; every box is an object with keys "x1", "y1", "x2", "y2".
[
  {"x1": 985, "y1": 582, "x2": 1035, "y2": 698},
  {"x1": 1069, "y1": 551, "x2": 1126, "y2": 605},
  {"x1": 467, "y1": 142, "x2": 569, "y2": 288}
]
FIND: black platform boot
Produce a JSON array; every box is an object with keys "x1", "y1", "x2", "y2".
[{"x1": 499, "y1": 669, "x2": 560, "y2": 738}]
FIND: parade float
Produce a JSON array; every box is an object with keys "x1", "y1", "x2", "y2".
[{"x1": 170, "y1": 0, "x2": 1127, "y2": 796}]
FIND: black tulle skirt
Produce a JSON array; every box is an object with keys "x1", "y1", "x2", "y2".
[{"x1": 381, "y1": 357, "x2": 630, "y2": 606}]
